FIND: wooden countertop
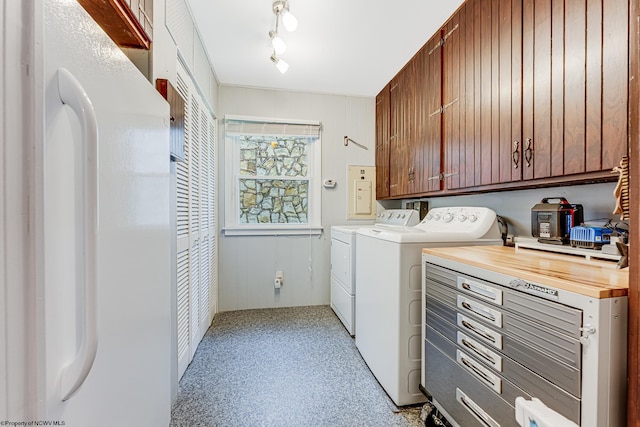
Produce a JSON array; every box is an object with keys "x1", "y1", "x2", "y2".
[{"x1": 422, "y1": 245, "x2": 629, "y2": 299}]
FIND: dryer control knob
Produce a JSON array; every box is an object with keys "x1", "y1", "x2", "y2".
[
  {"x1": 457, "y1": 214, "x2": 467, "y2": 222},
  {"x1": 468, "y1": 214, "x2": 478, "y2": 223},
  {"x1": 444, "y1": 213, "x2": 454, "y2": 223},
  {"x1": 426, "y1": 214, "x2": 433, "y2": 220},
  {"x1": 433, "y1": 214, "x2": 442, "y2": 221}
]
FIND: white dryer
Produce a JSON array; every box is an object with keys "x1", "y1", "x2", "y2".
[
  {"x1": 330, "y1": 209, "x2": 420, "y2": 336},
  {"x1": 355, "y1": 207, "x2": 503, "y2": 406}
]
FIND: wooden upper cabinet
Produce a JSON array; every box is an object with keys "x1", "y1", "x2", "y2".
[
  {"x1": 78, "y1": 0, "x2": 153, "y2": 49},
  {"x1": 375, "y1": 85, "x2": 391, "y2": 198},
  {"x1": 442, "y1": 0, "x2": 522, "y2": 191},
  {"x1": 522, "y1": 0, "x2": 628, "y2": 181},
  {"x1": 374, "y1": 0, "x2": 629, "y2": 200}
]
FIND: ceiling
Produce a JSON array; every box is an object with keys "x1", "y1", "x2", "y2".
[{"x1": 186, "y1": 0, "x2": 465, "y2": 98}]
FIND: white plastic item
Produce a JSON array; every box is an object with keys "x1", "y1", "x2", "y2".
[{"x1": 515, "y1": 397, "x2": 579, "y2": 427}]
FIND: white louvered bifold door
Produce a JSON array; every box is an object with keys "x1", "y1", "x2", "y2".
[
  {"x1": 175, "y1": 59, "x2": 217, "y2": 377},
  {"x1": 175, "y1": 67, "x2": 192, "y2": 378},
  {"x1": 188, "y1": 94, "x2": 201, "y2": 358},
  {"x1": 208, "y1": 120, "x2": 218, "y2": 316},
  {"x1": 199, "y1": 110, "x2": 211, "y2": 337}
]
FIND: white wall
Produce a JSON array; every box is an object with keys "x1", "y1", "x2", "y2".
[
  {"x1": 218, "y1": 86, "x2": 376, "y2": 311},
  {"x1": 422, "y1": 182, "x2": 619, "y2": 237}
]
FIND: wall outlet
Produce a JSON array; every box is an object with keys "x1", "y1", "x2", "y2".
[{"x1": 274, "y1": 270, "x2": 284, "y2": 289}]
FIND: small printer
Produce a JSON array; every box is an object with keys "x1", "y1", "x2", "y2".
[{"x1": 531, "y1": 197, "x2": 584, "y2": 245}]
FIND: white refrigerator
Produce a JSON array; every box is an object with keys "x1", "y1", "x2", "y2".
[{"x1": 2, "y1": 0, "x2": 171, "y2": 425}]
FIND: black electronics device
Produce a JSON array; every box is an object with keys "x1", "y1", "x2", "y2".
[{"x1": 531, "y1": 197, "x2": 584, "y2": 245}]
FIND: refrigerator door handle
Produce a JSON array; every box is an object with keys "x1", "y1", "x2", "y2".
[{"x1": 57, "y1": 68, "x2": 99, "y2": 402}]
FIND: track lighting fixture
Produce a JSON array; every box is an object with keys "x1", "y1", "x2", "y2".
[
  {"x1": 269, "y1": 1, "x2": 296, "y2": 72},
  {"x1": 270, "y1": 53, "x2": 289, "y2": 74}
]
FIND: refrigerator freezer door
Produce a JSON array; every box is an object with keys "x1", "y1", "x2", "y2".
[{"x1": 40, "y1": 1, "x2": 171, "y2": 425}]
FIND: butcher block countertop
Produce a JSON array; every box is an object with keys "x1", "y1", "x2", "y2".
[{"x1": 422, "y1": 245, "x2": 629, "y2": 299}]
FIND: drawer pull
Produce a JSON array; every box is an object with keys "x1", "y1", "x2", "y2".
[
  {"x1": 462, "y1": 301, "x2": 495, "y2": 322},
  {"x1": 462, "y1": 338, "x2": 494, "y2": 364},
  {"x1": 458, "y1": 296, "x2": 503, "y2": 327},
  {"x1": 457, "y1": 331, "x2": 503, "y2": 371},
  {"x1": 456, "y1": 389, "x2": 501, "y2": 427},
  {"x1": 458, "y1": 277, "x2": 503, "y2": 304},
  {"x1": 457, "y1": 350, "x2": 501, "y2": 393},
  {"x1": 457, "y1": 314, "x2": 503, "y2": 349},
  {"x1": 461, "y1": 356, "x2": 494, "y2": 386},
  {"x1": 461, "y1": 320, "x2": 495, "y2": 343}
]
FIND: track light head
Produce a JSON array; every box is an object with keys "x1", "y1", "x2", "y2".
[
  {"x1": 281, "y1": 7, "x2": 297, "y2": 32},
  {"x1": 269, "y1": 30, "x2": 287, "y2": 54},
  {"x1": 270, "y1": 53, "x2": 289, "y2": 74},
  {"x1": 272, "y1": 0, "x2": 297, "y2": 32}
]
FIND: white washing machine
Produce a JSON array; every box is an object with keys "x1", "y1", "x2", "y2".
[
  {"x1": 355, "y1": 207, "x2": 503, "y2": 406},
  {"x1": 330, "y1": 210, "x2": 420, "y2": 336}
]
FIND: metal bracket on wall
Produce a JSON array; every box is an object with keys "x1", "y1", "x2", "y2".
[{"x1": 344, "y1": 136, "x2": 368, "y2": 150}]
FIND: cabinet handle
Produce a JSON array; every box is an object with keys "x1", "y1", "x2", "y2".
[
  {"x1": 460, "y1": 280, "x2": 501, "y2": 303},
  {"x1": 461, "y1": 320, "x2": 495, "y2": 344},
  {"x1": 461, "y1": 338, "x2": 495, "y2": 365},
  {"x1": 461, "y1": 301, "x2": 496, "y2": 323},
  {"x1": 443, "y1": 171, "x2": 458, "y2": 178},
  {"x1": 460, "y1": 356, "x2": 495, "y2": 386},
  {"x1": 512, "y1": 140, "x2": 520, "y2": 169},
  {"x1": 456, "y1": 389, "x2": 500, "y2": 427},
  {"x1": 524, "y1": 138, "x2": 533, "y2": 167},
  {"x1": 427, "y1": 173, "x2": 442, "y2": 181}
]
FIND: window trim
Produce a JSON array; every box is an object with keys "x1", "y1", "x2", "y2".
[{"x1": 223, "y1": 115, "x2": 322, "y2": 236}]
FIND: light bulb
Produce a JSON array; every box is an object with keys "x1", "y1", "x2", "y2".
[
  {"x1": 281, "y1": 8, "x2": 298, "y2": 32},
  {"x1": 270, "y1": 54, "x2": 289, "y2": 74},
  {"x1": 269, "y1": 31, "x2": 287, "y2": 54},
  {"x1": 275, "y1": 57, "x2": 289, "y2": 74}
]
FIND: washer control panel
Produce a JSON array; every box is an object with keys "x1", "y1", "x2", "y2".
[
  {"x1": 416, "y1": 207, "x2": 499, "y2": 238},
  {"x1": 375, "y1": 209, "x2": 420, "y2": 227}
]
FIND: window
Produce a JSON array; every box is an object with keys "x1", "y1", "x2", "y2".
[{"x1": 224, "y1": 116, "x2": 322, "y2": 235}]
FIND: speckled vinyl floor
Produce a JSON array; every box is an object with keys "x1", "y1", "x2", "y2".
[{"x1": 170, "y1": 305, "x2": 425, "y2": 427}]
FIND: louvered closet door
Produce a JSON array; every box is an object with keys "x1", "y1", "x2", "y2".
[
  {"x1": 175, "y1": 60, "x2": 218, "y2": 378},
  {"x1": 208, "y1": 120, "x2": 218, "y2": 316},
  {"x1": 199, "y1": 110, "x2": 211, "y2": 337},
  {"x1": 189, "y1": 95, "x2": 201, "y2": 358},
  {"x1": 175, "y1": 69, "x2": 191, "y2": 378}
]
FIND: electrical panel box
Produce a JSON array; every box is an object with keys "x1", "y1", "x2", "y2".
[{"x1": 347, "y1": 166, "x2": 376, "y2": 219}]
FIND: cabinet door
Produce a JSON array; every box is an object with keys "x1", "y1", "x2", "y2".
[
  {"x1": 390, "y1": 58, "x2": 424, "y2": 197},
  {"x1": 375, "y1": 85, "x2": 390, "y2": 198},
  {"x1": 522, "y1": 0, "x2": 628, "y2": 180},
  {"x1": 403, "y1": 57, "x2": 424, "y2": 195},
  {"x1": 424, "y1": 34, "x2": 443, "y2": 193},
  {"x1": 599, "y1": 0, "x2": 629, "y2": 170},
  {"x1": 389, "y1": 77, "x2": 403, "y2": 196},
  {"x1": 443, "y1": 0, "x2": 522, "y2": 190},
  {"x1": 442, "y1": 10, "x2": 462, "y2": 190}
]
